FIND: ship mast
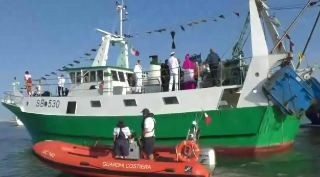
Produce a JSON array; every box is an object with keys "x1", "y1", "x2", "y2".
[
  {"x1": 116, "y1": 0, "x2": 129, "y2": 37},
  {"x1": 91, "y1": 1, "x2": 129, "y2": 68}
]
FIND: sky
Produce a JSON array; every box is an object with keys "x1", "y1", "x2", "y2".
[{"x1": 0, "y1": 0, "x2": 319, "y2": 120}]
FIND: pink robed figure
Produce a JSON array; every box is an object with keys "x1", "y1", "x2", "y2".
[{"x1": 182, "y1": 54, "x2": 196, "y2": 90}]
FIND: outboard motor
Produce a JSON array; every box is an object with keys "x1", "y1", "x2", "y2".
[{"x1": 185, "y1": 121, "x2": 216, "y2": 173}]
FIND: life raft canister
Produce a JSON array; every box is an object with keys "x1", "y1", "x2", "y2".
[{"x1": 176, "y1": 140, "x2": 200, "y2": 162}]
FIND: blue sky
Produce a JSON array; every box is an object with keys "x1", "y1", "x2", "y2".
[{"x1": 0, "y1": 0, "x2": 319, "y2": 119}]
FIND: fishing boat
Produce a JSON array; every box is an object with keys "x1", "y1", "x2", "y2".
[{"x1": 1, "y1": 0, "x2": 317, "y2": 155}]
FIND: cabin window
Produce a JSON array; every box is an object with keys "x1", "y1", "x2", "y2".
[
  {"x1": 69, "y1": 72, "x2": 76, "y2": 84},
  {"x1": 163, "y1": 96, "x2": 179, "y2": 105},
  {"x1": 83, "y1": 70, "x2": 89, "y2": 83},
  {"x1": 97, "y1": 70, "x2": 103, "y2": 82},
  {"x1": 118, "y1": 71, "x2": 125, "y2": 82},
  {"x1": 123, "y1": 99, "x2": 137, "y2": 106},
  {"x1": 90, "y1": 100, "x2": 101, "y2": 107},
  {"x1": 111, "y1": 70, "x2": 119, "y2": 81},
  {"x1": 76, "y1": 72, "x2": 81, "y2": 83},
  {"x1": 90, "y1": 71, "x2": 96, "y2": 82},
  {"x1": 126, "y1": 73, "x2": 135, "y2": 86},
  {"x1": 66, "y1": 101, "x2": 77, "y2": 114}
]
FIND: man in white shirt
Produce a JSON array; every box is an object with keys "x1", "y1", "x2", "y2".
[
  {"x1": 133, "y1": 60, "x2": 143, "y2": 94},
  {"x1": 113, "y1": 119, "x2": 131, "y2": 159},
  {"x1": 57, "y1": 74, "x2": 65, "y2": 96},
  {"x1": 35, "y1": 80, "x2": 41, "y2": 96},
  {"x1": 168, "y1": 52, "x2": 179, "y2": 91},
  {"x1": 140, "y1": 108, "x2": 156, "y2": 160}
]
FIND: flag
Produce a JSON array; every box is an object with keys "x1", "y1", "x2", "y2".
[
  {"x1": 190, "y1": 54, "x2": 202, "y2": 64},
  {"x1": 289, "y1": 40, "x2": 294, "y2": 52},
  {"x1": 219, "y1": 15, "x2": 225, "y2": 19},
  {"x1": 130, "y1": 45, "x2": 139, "y2": 56},
  {"x1": 297, "y1": 53, "x2": 304, "y2": 68},
  {"x1": 285, "y1": 34, "x2": 291, "y2": 40},
  {"x1": 278, "y1": 41, "x2": 283, "y2": 51},
  {"x1": 270, "y1": 16, "x2": 281, "y2": 27},
  {"x1": 180, "y1": 25, "x2": 185, "y2": 31},
  {"x1": 204, "y1": 112, "x2": 212, "y2": 126},
  {"x1": 154, "y1": 28, "x2": 166, "y2": 33},
  {"x1": 310, "y1": 2, "x2": 317, "y2": 6}
]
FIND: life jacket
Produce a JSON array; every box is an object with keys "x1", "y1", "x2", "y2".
[{"x1": 117, "y1": 127, "x2": 126, "y2": 140}]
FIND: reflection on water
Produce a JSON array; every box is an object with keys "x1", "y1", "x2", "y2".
[{"x1": 1, "y1": 122, "x2": 320, "y2": 177}]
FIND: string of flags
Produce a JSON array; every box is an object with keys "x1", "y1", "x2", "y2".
[
  {"x1": 122, "y1": 11, "x2": 242, "y2": 39},
  {"x1": 37, "y1": 8, "x2": 302, "y2": 81}
]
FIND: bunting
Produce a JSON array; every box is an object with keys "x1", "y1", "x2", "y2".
[
  {"x1": 121, "y1": 11, "x2": 241, "y2": 38},
  {"x1": 37, "y1": 11, "x2": 244, "y2": 80},
  {"x1": 171, "y1": 31, "x2": 176, "y2": 50}
]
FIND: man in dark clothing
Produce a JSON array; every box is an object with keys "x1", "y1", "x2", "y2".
[
  {"x1": 161, "y1": 60, "x2": 170, "y2": 92},
  {"x1": 140, "y1": 108, "x2": 156, "y2": 160},
  {"x1": 206, "y1": 48, "x2": 221, "y2": 86},
  {"x1": 113, "y1": 119, "x2": 131, "y2": 159}
]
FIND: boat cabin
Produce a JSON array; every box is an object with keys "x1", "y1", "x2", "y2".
[{"x1": 63, "y1": 66, "x2": 134, "y2": 96}]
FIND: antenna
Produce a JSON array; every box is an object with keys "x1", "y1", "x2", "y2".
[{"x1": 116, "y1": 1, "x2": 129, "y2": 37}]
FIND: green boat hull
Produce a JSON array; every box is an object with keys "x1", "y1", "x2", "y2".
[{"x1": 2, "y1": 103, "x2": 300, "y2": 155}]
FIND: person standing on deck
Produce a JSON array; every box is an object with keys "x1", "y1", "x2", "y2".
[
  {"x1": 35, "y1": 80, "x2": 41, "y2": 96},
  {"x1": 182, "y1": 54, "x2": 195, "y2": 90},
  {"x1": 168, "y1": 52, "x2": 179, "y2": 91},
  {"x1": 113, "y1": 119, "x2": 131, "y2": 159},
  {"x1": 161, "y1": 59, "x2": 170, "y2": 92},
  {"x1": 134, "y1": 60, "x2": 143, "y2": 94},
  {"x1": 24, "y1": 71, "x2": 32, "y2": 97},
  {"x1": 206, "y1": 48, "x2": 221, "y2": 86},
  {"x1": 140, "y1": 108, "x2": 156, "y2": 160},
  {"x1": 57, "y1": 74, "x2": 65, "y2": 96}
]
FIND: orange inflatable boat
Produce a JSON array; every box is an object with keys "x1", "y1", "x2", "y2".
[{"x1": 33, "y1": 140, "x2": 212, "y2": 177}]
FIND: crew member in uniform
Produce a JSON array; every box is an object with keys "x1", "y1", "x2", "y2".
[
  {"x1": 133, "y1": 60, "x2": 143, "y2": 94},
  {"x1": 168, "y1": 52, "x2": 179, "y2": 91},
  {"x1": 140, "y1": 108, "x2": 156, "y2": 160},
  {"x1": 113, "y1": 119, "x2": 131, "y2": 159}
]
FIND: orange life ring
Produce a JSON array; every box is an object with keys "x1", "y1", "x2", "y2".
[{"x1": 176, "y1": 140, "x2": 200, "y2": 162}]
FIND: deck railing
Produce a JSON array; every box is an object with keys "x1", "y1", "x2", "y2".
[
  {"x1": 2, "y1": 91, "x2": 23, "y2": 105},
  {"x1": 8, "y1": 57, "x2": 252, "y2": 97}
]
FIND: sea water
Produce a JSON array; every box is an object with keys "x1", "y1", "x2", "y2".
[{"x1": 0, "y1": 117, "x2": 320, "y2": 177}]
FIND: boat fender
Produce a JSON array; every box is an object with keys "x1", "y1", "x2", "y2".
[{"x1": 176, "y1": 140, "x2": 200, "y2": 162}]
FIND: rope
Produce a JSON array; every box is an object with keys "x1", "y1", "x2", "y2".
[{"x1": 298, "y1": 5, "x2": 320, "y2": 69}]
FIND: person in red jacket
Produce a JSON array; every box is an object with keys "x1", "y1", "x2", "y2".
[{"x1": 24, "y1": 71, "x2": 32, "y2": 97}]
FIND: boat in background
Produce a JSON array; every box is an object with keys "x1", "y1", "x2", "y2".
[
  {"x1": 12, "y1": 116, "x2": 24, "y2": 126},
  {"x1": 1, "y1": 0, "x2": 318, "y2": 156}
]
